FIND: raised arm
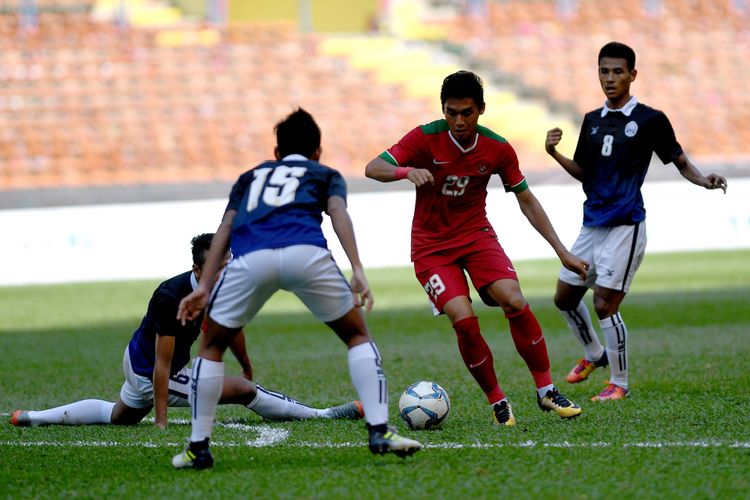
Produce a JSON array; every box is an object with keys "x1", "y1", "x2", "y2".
[
  {"x1": 177, "y1": 209, "x2": 236, "y2": 324},
  {"x1": 153, "y1": 333, "x2": 176, "y2": 428},
  {"x1": 515, "y1": 188, "x2": 589, "y2": 279},
  {"x1": 545, "y1": 127, "x2": 585, "y2": 182},
  {"x1": 327, "y1": 195, "x2": 373, "y2": 311},
  {"x1": 673, "y1": 153, "x2": 728, "y2": 193}
]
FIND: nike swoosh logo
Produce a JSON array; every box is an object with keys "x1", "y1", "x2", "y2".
[
  {"x1": 469, "y1": 356, "x2": 488, "y2": 368},
  {"x1": 433, "y1": 159, "x2": 450, "y2": 164},
  {"x1": 507, "y1": 266, "x2": 516, "y2": 272},
  {"x1": 531, "y1": 336, "x2": 544, "y2": 345}
]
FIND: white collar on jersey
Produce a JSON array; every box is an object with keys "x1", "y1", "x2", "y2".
[
  {"x1": 282, "y1": 154, "x2": 309, "y2": 161},
  {"x1": 448, "y1": 130, "x2": 479, "y2": 153},
  {"x1": 601, "y1": 96, "x2": 638, "y2": 117},
  {"x1": 190, "y1": 272, "x2": 199, "y2": 291}
]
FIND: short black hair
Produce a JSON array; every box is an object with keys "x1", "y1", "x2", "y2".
[
  {"x1": 191, "y1": 233, "x2": 213, "y2": 268},
  {"x1": 599, "y1": 42, "x2": 636, "y2": 71},
  {"x1": 275, "y1": 107, "x2": 321, "y2": 159},
  {"x1": 440, "y1": 70, "x2": 484, "y2": 107}
]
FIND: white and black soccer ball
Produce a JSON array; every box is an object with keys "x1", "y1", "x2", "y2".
[{"x1": 398, "y1": 380, "x2": 450, "y2": 430}]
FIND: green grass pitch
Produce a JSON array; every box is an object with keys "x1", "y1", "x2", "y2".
[{"x1": 1, "y1": 250, "x2": 749, "y2": 498}]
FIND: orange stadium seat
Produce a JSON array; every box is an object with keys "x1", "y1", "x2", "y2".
[
  {"x1": 1, "y1": 2, "x2": 746, "y2": 192},
  {"x1": 0, "y1": 10, "x2": 440, "y2": 190},
  {"x1": 436, "y1": 0, "x2": 749, "y2": 163}
]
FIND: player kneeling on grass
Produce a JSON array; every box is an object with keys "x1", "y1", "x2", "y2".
[
  {"x1": 10, "y1": 233, "x2": 363, "y2": 429},
  {"x1": 172, "y1": 108, "x2": 422, "y2": 470}
]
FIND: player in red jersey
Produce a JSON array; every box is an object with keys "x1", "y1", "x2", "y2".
[{"x1": 366, "y1": 70, "x2": 589, "y2": 425}]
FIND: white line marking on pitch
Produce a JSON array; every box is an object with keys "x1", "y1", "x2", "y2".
[
  {"x1": 2, "y1": 439, "x2": 749, "y2": 449},
  {"x1": 289, "y1": 441, "x2": 750, "y2": 449},
  {"x1": 3, "y1": 422, "x2": 289, "y2": 448},
  {"x1": 4, "y1": 415, "x2": 749, "y2": 449}
]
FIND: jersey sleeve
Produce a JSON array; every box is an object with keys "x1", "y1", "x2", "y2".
[
  {"x1": 147, "y1": 293, "x2": 181, "y2": 338},
  {"x1": 327, "y1": 170, "x2": 348, "y2": 202},
  {"x1": 651, "y1": 111, "x2": 683, "y2": 164},
  {"x1": 572, "y1": 114, "x2": 591, "y2": 168},
  {"x1": 225, "y1": 170, "x2": 254, "y2": 212},
  {"x1": 496, "y1": 142, "x2": 528, "y2": 193},
  {"x1": 378, "y1": 126, "x2": 427, "y2": 167}
]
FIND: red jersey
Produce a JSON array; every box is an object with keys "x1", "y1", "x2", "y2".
[{"x1": 380, "y1": 119, "x2": 527, "y2": 261}]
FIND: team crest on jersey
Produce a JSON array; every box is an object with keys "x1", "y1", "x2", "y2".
[
  {"x1": 477, "y1": 164, "x2": 489, "y2": 174},
  {"x1": 625, "y1": 121, "x2": 638, "y2": 137}
]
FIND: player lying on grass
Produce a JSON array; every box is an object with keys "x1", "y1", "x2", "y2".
[{"x1": 10, "y1": 233, "x2": 362, "y2": 428}]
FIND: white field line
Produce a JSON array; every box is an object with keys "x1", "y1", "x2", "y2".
[
  {"x1": 4, "y1": 415, "x2": 749, "y2": 450},
  {"x1": 3, "y1": 440, "x2": 750, "y2": 449}
]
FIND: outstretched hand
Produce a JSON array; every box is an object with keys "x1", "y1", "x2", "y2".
[
  {"x1": 350, "y1": 268, "x2": 374, "y2": 312},
  {"x1": 560, "y1": 251, "x2": 589, "y2": 281},
  {"x1": 177, "y1": 289, "x2": 209, "y2": 325}
]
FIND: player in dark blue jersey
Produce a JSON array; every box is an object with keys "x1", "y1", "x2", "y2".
[
  {"x1": 172, "y1": 109, "x2": 422, "y2": 470},
  {"x1": 10, "y1": 233, "x2": 363, "y2": 428},
  {"x1": 545, "y1": 41, "x2": 728, "y2": 401}
]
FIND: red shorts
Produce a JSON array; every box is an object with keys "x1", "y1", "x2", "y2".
[{"x1": 413, "y1": 235, "x2": 518, "y2": 313}]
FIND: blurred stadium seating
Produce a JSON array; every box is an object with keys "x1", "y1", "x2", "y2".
[
  {"x1": 0, "y1": 3, "x2": 442, "y2": 191},
  {"x1": 1, "y1": 0, "x2": 747, "y2": 195},
  {"x1": 431, "y1": 0, "x2": 750, "y2": 165}
]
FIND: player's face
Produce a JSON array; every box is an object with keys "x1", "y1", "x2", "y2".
[
  {"x1": 443, "y1": 97, "x2": 485, "y2": 146},
  {"x1": 598, "y1": 57, "x2": 637, "y2": 108},
  {"x1": 194, "y1": 252, "x2": 231, "y2": 283}
]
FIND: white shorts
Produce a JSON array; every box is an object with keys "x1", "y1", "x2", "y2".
[
  {"x1": 208, "y1": 245, "x2": 354, "y2": 328},
  {"x1": 559, "y1": 222, "x2": 647, "y2": 293},
  {"x1": 119, "y1": 346, "x2": 192, "y2": 409}
]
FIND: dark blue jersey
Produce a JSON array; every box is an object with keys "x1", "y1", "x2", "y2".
[
  {"x1": 226, "y1": 155, "x2": 348, "y2": 258},
  {"x1": 573, "y1": 99, "x2": 683, "y2": 226},
  {"x1": 127, "y1": 271, "x2": 202, "y2": 379}
]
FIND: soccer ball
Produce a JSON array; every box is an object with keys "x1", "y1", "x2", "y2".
[{"x1": 398, "y1": 380, "x2": 450, "y2": 430}]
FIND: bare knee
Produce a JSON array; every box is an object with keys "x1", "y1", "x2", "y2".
[
  {"x1": 593, "y1": 296, "x2": 615, "y2": 318},
  {"x1": 199, "y1": 323, "x2": 243, "y2": 361},
  {"x1": 554, "y1": 281, "x2": 586, "y2": 311},
  {"x1": 592, "y1": 288, "x2": 625, "y2": 319},
  {"x1": 110, "y1": 400, "x2": 149, "y2": 425},
  {"x1": 485, "y1": 280, "x2": 526, "y2": 315},
  {"x1": 553, "y1": 291, "x2": 572, "y2": 310},
  {"x1": 499, "y1": 294, "x2": 527, "y2": 316},
  {"x1": 219, "y1": 377, "x2": 257, "y2": 406},
  {"x1": 327, "y1": 307, "x2": 371, "y2": 348}
]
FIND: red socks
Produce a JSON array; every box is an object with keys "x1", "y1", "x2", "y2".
[
  {"x1": 506, "y1": 304, "x2": 552, "y2": 389},
  {"x1": 452, "y1": 306, "x2": 553, "y2": 399},
  {"x1": 453, "y1": 316, "x2": 505, "y2": 404}
]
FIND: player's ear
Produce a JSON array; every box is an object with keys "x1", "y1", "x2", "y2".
[
  {"x1": 478, "y1": 102, "x2": 486, "y2": 115},
  {"x1": 630, "y1": 68, "x2": 637, "y2": 82},
  {"x1": 274, "y1": 146, "x2": 281, "y2": 160},
  {"x1": 192, "y1": 263, "x2": 201, "y2": 282},
  {"x1": 312, "y1": 147, "x2": 322, "y2": 161}
]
